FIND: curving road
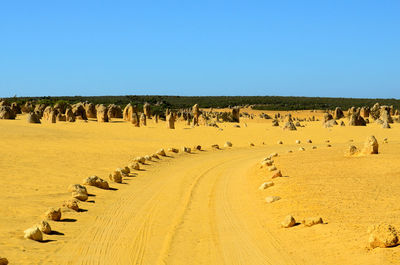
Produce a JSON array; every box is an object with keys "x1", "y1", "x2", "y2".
[{"x1": 47, "y1": 147, "x2": 297, "y2": 265}]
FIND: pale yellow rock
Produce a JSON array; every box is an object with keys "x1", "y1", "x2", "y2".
[
  {"x1": 72, "y1": 191, "x2": 88, "y2": 201},
  {"x1": 36, "y1": 220, "x2": 51, "y2": 234},
  {"x1": 68, "y1": 184, "x2": 87, "y2": 194},
  {"x1": 259, "y1": 182, "x2": 274, "y2": 190},
  {"x1": 135, "y1": 156, "x2": 146, "y2": 163},
  {"x1": 45, "y1": 208, "x2": 61, "y2": 221},
  {"x1": 281, "y1": 215, "x2": 296, "y2": 228},
  {"x1": 156, "y1": 148, "x2": 166, "y2": 156},
  {"x1": 130, "y1": 162, "x2": 140, "y2": 170},
  {"x1": 109, "y1": 169, "x2": 123, "y2": 183},
  {"x1": 265, "y1": 196, "x2": 281, "y2": 203},
  {"x1": 63, "y1": 199, "x2": 80, "y2": 211},
  {"x1": 82, "y1": 176, "x2": 109, "y2": 189},
  {"x1": 302, "y1": 217, "x2": 323, "y2": 227},
  {"x1": 346, "y1": 145, "x2": 359, "y2": 156},
  {"x1": 268, "y1": 166, "x2": 277, "y2": 172},
  {"x1": 168, "y1": 148, "x2": 179, "y2": 153},
  {"x1": 224, "y1": 141, "x2": 233, "y2": 147},
  {"x1": 368, "y1": 224, "x2": 399, "y2": 248},
  {"x1": 362, "y1": 135, "x2": 379, "y2": 154},
  {"x1": 24, "y1": 226, "x2": 43, "y2": 241},
  {"x1": 272, "y1": 170, "x2": 283, "y2": 179},
  {"x1": 121, "y1": 166, "x2": 130, "y2": 175}
]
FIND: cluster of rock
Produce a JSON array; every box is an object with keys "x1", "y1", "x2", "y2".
[
  {"x1": 346, "y1": 135, "x2": 379, "y2": 156},
  {"x1": 321, "y1": 103, "x2": 399, "y2": 128},
  {"x1": 258, "y1": 148, "x2": 325, "y2": 230},
  {"x1": 1, "y1": 99, "x2": 249, "y2": 129}
]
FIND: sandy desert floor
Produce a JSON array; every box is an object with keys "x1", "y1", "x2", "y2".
[{"x1": 1, "y1": 109, "x2": 400, "y2": 264}]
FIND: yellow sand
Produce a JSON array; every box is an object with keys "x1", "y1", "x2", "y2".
[{"x1": 0, "y1": 109, "x2": 400, "y2": 264}]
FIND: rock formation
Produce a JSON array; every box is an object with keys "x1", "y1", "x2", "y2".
[
  {"x1": 362, "y1": 135, "x2": 379, "y2": 154},
  {"x1": 333, "y1": 107, "x2": 344, "y2": 119},
  {"x1": 166, "y1": 113, "x2": 175, "y2": 129},
  {"x1": 143, "y1": 102, "x2": 151, "y2": 119},
  {"x1": 45, "y1": 208, "x2": 61, "y2": 221},
  {"x1": 140, "y1": 113, "x2": 147, "y2": 126},
  {"x1": 24, "y1": 226, "x2": 43, "y2": 241},
  {"x1": 82, "y1": 176, "x2": 109, "y2": 189},
  {"x1": 27, "y1": 112, "x2": 41, "y2": 123},
  {"x1": 107, "y1": 104, "x2": 123, "y2": 119},
  {"x1": 84, "y1": 102, "x2": 97, "y2": 118},
  {"x1": 232, "y1": 107, "x2": 240, "y2": 123},
  {"x1": 96, "y1": 104, "x2": 109, "y2": 122},
  {"x1": 0, "y1": 106, "x2": 16, "y2": 119},
  {"x1": 72, "y1": 103, "x2": 87, "y2": 120},
  {"x1": 368, "y1": 224, "x2": 399, "y2": 248}
]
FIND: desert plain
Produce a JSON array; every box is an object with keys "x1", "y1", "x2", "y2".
[{"x1": 1, "y1": 106, "x2": 400, "y2": 265}]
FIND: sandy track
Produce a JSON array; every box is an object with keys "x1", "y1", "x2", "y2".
[{"x1": 42, "y1": 148, "x2": 295, "y2": 265}]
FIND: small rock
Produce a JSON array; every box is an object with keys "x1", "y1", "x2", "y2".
[
  {"x1": 24, "y1": 226, "x2": 43, "y2": 241},
  {"x1": 272, "y1": 170, "x2": 283, "y2": 178},
  {"x1": 270, "y1": 153, "x2": 278, "y2": 157},
  {"x1": 299, "y1": 147, "x2": 305, "y2": 151},
  {"x1": 68, "y1": 184, "x2": 87, "y2": 194},
  {"x1": 295, "y1": 140, "x2": 301, "y2": 144},
  {"x1": 63, "y1": 199, "x2": 80, "y2": 212},
  {"x1": 121, "y1": 166, "x2": 130, "y2": 175},
  {"x1": 36, "y1": 220, "x2": 51, "y2": 234},
  {"x1": 259, "y1": 182, "x2": 274, "y2": 190},
  {"x1": 109, "y1": 169, "x2": 123, "y2": 183},
  {"x1": 130, "y1": 162, "x2": 140, "y2": 170},
  {"x1": 347, "y1": 145, "x2": 359, "y2": 156},
  {"x1": 135, "y1": 156, "x2": 146, "y2": 163},
  {"x1": 224, "y1": 141, "x2": 233, "y2": 148},
  {"x1": 302, "y1": 217, "x2": 323, "y2": 227},
  {"x1": 82, "y1": 176, "x2": 109, "y2": 189},
  {"x1": 249, "y1": 143, "x2": 255, "y2": 147},
  {"x1": 72, "y1": 191, "x2": 88, "y2": 201},
  {"x1": 277, "y1": 140, "x2": 283, "y2": 144},
  {"x1": 312, "y1": 146, "x2": 317, "y2": 149},
  {"x1": 307, "y1": 139, "x2": 312, "y2": 143},
  {"x1": 268, "y1": 166, "x2": 277, "y2": 172},
  {"x1": 182, "y1": 147, "x2": 191, "y2": 153},
  {"x1": 168, "y1": 148, "x2": 179, "y2": 153},
  {"x1": 368, "y1": 224, "x2": 399, "y2": 248},
  {"x1": 157, "y1": 149, "x2": 166, "y2": 156},
  {"x1": 45, "y1": 208, "x2": 61, "y2": 221},
  {"x1": 265, "y1": 196, "x2": 281, "y2": 203},
  {"x1": 193, "y1": 145, "x2": 202, "y2": 150},
  {"x1": 0, "y1": 257, "x2": 8, "y2": 265},
  {"x1": 144, "y1": 155, "x2": 152, "y2": 161},
  {"x1": 261, "y1": 160, "x2": 273, "y2": 167},
  {"x1": 211, "y1": 144, "x2": 220, "y2": 149},
  {"x1": 281, "y1": 215, "x2": 296, "y2": 228}
]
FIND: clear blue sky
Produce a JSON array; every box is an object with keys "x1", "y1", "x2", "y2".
[{"x1": 0, "y1": 0, "x2": 399, "y2": 98}]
